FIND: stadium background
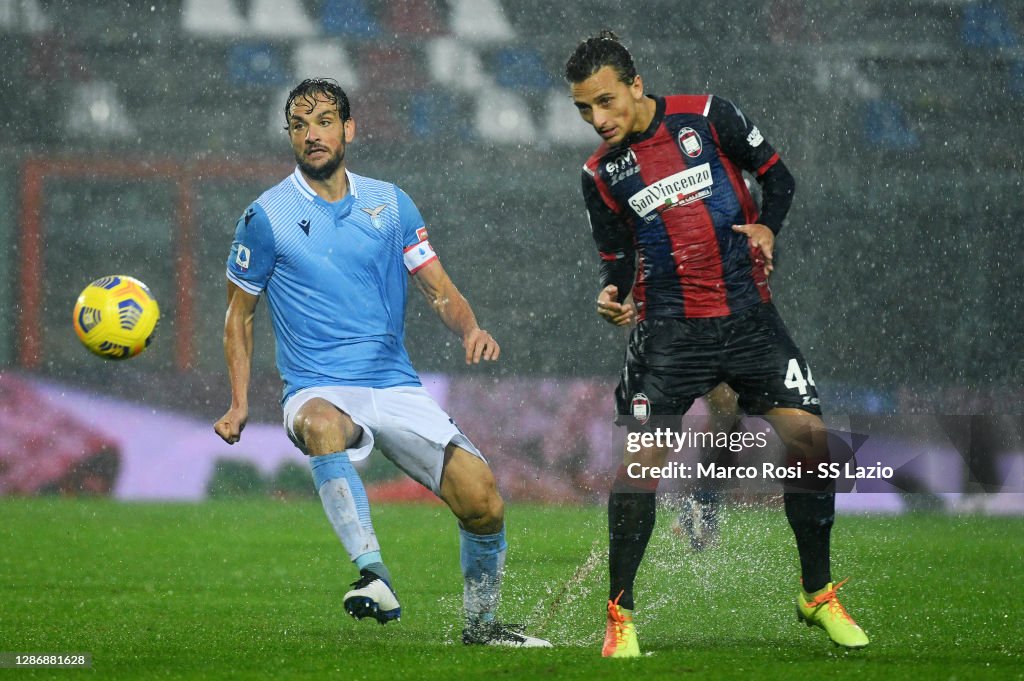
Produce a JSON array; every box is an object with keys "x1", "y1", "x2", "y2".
[{"x1": 0, "y1": 0, "x2": 1021, "y2": 505}]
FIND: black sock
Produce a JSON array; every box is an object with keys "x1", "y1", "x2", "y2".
[
  {"x1": 608, "y1": 491, "x2": 656, "y2": 610},
  {"x1": 784, "y1": 491, "x2": 834, "y2": 593}
]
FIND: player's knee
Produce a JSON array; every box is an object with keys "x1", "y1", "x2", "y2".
[
  {"x1": 458, "y1": 480, "x2": 504, "y2": 534},
  {"x1": 295, "y1": 401, "x2": 360, "y2": 454},
  {"x1": 773, "y1": 409, "x2": 829, "y2": 465}
]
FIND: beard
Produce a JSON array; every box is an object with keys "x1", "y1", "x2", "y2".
[{"x1": 296, "y1": 145, "x2": 344, "y2": 181}]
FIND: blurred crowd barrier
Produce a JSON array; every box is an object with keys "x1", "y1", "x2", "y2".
[{"x1": 1, "y1": 371, "x2": 1020, "y2": 514}]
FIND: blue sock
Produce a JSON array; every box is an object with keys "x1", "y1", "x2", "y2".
[
  {"x1": 311, "y1": 452, "x2": 389, "y2": 582},
  {"x1": 460, "y1": 526, "x2": 507, "y2": 625}
]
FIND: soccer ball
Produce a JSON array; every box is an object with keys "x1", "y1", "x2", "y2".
[{"x1": 73, "y1": 275, "x2": 160, "y2": 360}]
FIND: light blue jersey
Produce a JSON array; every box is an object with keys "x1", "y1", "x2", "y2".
[{"x1": 226, "y1": 167, "x2": 439, "y2": 401}]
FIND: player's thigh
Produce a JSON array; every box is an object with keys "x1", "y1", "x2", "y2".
[
  {"x1": 438, "y1": 444, "x2": 503, "y2": 523},
  {"x1": 373, "y1": 386, "x2": 488, "y2": 496},
  {"x1": 280, "y1": 387, "x2": 376, "y2": 456},
  {"x1": 706, "y1": 383, "x2": 739, "y2": 418},
  {"x1": 616, "y1": 318, "x2": 723, "y2": 427},
  {"x1": 724, "y1": 303, "x2": 822, "y2": 417}
]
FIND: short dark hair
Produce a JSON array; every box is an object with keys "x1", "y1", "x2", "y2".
[
  {"x1": 564, "y1": 30, "x2": 637, "y2": 85},
  {"x1": 284, "y1": 78, "x2": 351, "y2": 127}
]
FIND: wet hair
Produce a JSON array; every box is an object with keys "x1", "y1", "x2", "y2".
[
  {"x1": 564, "y1": 30, "x2": 638, "y2": 85},
  {"x1": 283, "y1": 78, "x2": 351, "y2": 128}
]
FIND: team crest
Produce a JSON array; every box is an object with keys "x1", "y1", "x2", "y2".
[
  {"x1": 677, "y1": 127, "x2": 702, "y2": 158},
  {"x1": 631, "y1": 393, "x2": 651, "y2": 424},
  {"x1": 361, "y1": 204, "x2": 387, "y2": 230}
]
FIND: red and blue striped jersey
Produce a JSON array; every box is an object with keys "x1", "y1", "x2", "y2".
[{"x1": 582, "y1": 94, "x2": 794, "y2": 320}]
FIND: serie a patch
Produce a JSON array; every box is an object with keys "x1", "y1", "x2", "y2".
[{"x1": 403, "y1": 240, "x2": 437, "y2": 274}]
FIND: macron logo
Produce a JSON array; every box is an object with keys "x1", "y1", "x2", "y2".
[{"x1": 298, "y1": 219, "x2": 311, "y2": 235}]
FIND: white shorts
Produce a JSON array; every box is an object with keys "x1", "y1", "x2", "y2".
[{"x1": 282, "y1": 384, "x2": 484, "y2": 495}]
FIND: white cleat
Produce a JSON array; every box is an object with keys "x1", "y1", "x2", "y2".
[{"x1": 343, "y1": 570, "x2": 401, "y2": 625}]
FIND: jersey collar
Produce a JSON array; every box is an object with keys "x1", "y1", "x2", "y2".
[{"x1": 290, "y1": 166, "x2": 359, "y2": 205}]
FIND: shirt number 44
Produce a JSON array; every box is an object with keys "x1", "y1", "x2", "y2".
[{"x1": 784, "y1": 358, "x2": 820, "y2": 406}]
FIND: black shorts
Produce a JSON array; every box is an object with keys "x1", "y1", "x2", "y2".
[{"x1": 615, "y1": 302, "x2": 822, "y2": 425}]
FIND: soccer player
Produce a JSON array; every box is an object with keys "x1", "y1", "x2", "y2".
[
  {"x1": 564, "y1": 32, "x2": 869, "y2": 657},
  {"x1": 213, "y1": 78, "x2": 549, "y2": 648}
]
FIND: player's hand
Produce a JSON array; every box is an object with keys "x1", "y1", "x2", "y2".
[
  {"x1": 732, "y1": 223, "x2": 775, "y2": 275},
  {"x1": 463, "y1": 327, "x2": 500, "y2": 364},
  {"x1": 214, "y1": 406, "x2": 248, "y2": 444},
  {"x1": 596, "y1": 285, "x2": 636, "y2": 326}
]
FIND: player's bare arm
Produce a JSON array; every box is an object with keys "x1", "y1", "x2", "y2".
[
  {"x1": 732, "y1": 223, "x2": 776, "y2": 275},
  {"x1": 596, "y1": 285, "x2": 636, "y2": 326},
  {"x1": 413, "y1": 259, "x2": 499, "y2": 364},
  {"x1": 214, "y1": 281, "x2": 259, "y2": 444}
]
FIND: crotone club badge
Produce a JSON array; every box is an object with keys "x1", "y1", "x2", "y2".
[
  {"x1": 631, "y1": 393, "x2": 651, "y2": 424},
  {"x1": 677, "y1": 127, "x2": 702, "y2": 158}
]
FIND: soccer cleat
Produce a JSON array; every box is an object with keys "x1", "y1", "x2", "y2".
[
  {"x1": 343, "y1": 569, "x2": 401, "y2": 625},
  {"x1": 462, "y1": 620, "x2": 552, "y2": 647},
  {"x1": 796, "y1": 578, "x2": 870, "y2": 649},
  {"x1": 602, "y1": 593, "x2": 640, "y2": 658},
  {"x1": 671, "y1": 496, "x2": 720, "y2": 551}
]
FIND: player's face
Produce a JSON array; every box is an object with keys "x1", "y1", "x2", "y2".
[
  {"x1": 571, "y1": 66, "x2": 648, "y2": 147},
  {"x1": 287, "y1": 93, "x2": 355, "y2": 181}
]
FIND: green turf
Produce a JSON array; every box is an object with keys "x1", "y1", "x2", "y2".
[{"x1": 1, "y1": 499, "x2": 1021, "y2": 680}]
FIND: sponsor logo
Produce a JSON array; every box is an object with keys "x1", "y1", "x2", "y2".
[
  {"x1": 605, "y1": 149, "x2": 637, "y2": 174},
  {"x1": 677, "y1": 127, "x2": 702, "y2": 157},
  {"x1": 605, "y1": 149, "x2": 639, "y2": 184},
  {"x1": 746, "y1": 126, "x2": 764, "y2": 147},
  {"x1": 628, "y1": 163, "x2": 713, "y2": 219},
  {"x1": 631, "y1": 393, "x2": 650, "y2": 424},
  {"x1": 416, "y1": 226, "x2": 429, "y2": 242},
  {"x1": 243, "y1": 206, "x2": 256, "y2": 226},
  {"x1": 298, "y1": 218, "x2": 311, "y2": 236},
  {"x1": 361, "y1": 204, "x2": 387, "y2": 230},
  {"x1": 235, "y1": 245, "x2": 251, "y2": 271}
]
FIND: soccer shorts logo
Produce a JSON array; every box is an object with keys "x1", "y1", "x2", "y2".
[{"x1": 631, "y1": 393, "x2": 650, "y2": 424}]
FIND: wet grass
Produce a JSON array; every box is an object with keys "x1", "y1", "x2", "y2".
[{"x1": 1, "y1": 499, "x2": 1021, "y2": 680}]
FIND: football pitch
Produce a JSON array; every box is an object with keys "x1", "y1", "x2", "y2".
[{"x1": 2, "y1": 499, "x2": 1021, "y2": 680}]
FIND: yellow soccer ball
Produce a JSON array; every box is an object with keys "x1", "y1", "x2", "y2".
[{"x1": 72, "y1": 275, "x2": 160, "y2": 360}]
